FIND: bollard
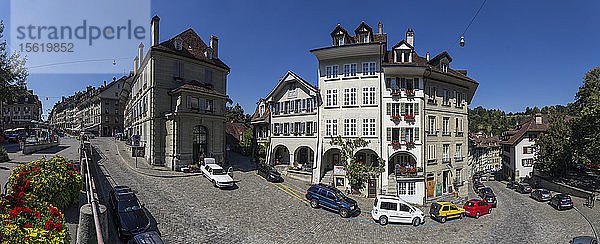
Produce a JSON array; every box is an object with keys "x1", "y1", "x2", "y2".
[{"x1": 76, "y1": 203, "x2": 108, "y2": 244}]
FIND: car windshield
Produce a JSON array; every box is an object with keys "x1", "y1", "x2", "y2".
[
  {"x1": 118, "y1": 198, "x2": 142, "y2": 212},
  {"x1": 560, "y1": 195, "x2": 571, "y2": 201},
  {"x1": 212, "y1": 169, "x2": 226, "y2": 175}
]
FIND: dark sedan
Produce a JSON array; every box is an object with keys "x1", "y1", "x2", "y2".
[
  {"x1": 110, "y1": 188, "x2": 150, "y2": 239},
  {"x1": 530, "y1": 189, "x2": 552, "y2": 202},
  {"x1": 550, "y1": 193, "x2": 573, "y2": 210},
  {"x1": 478, "y1": 187, "x2": 494, "y2": 198},
  {"x1": 473, "y1": 183, "x2": 485, "y2": 193},
  {"x1": 483, "y1": 193, "x2": 497, "y2": 208},
  {"x1": 570, "y1": 236, "x2": 598, "y2": 244},
  {"x1": 506, "y1": 181, "x2": 519, "y2": 189},
  {"x1": 257, "y1": 164, "x2": 283, "y2": 182},
  {"x1": 516, "y1": 183, "x2": 532, "y2": 194},
  {"x1": 128, "y1": 231, "x2": 165, "y2": 244}
]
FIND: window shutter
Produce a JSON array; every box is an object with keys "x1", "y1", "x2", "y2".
[
  {"x1": 385, "y1": 78, "x2": 391, "y2": 89},
  {"x1": 414, "y1": 103, "x2": 419, "y2": 115},
  {"x1": 386, "y1": 103, "x2": 391, "y2": 115},
  {"x1": 314, "y1": 122, "x2": 317, "y2": 133},
  {"x1": 413, "y1": 78, "x2": 419, "y2": 90},
  {"x1": 401, "y1": 103, "x2": 406, "y2": 116},
  {"x1": 415, "y1": 127, "x2": 419, "y2": 141},
  {"x1": 401, "y1": 128, "x2": 406, "y2": 142},
  {"x1": 400, "y1": 78, "x2": 406, "y2": 89},
  {"x1": 387, "y1": 128, "x2": 392, "y2": 141}
]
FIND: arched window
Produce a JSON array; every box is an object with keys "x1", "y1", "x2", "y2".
[{"x1": 193, "y1": 125, "x2": 208, "y2": 163}]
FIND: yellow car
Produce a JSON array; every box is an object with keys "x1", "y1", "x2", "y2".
[{"x1": 429, "y1": 202, "x2": 466, "y2": 223}]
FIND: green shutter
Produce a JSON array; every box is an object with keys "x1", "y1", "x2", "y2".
[
  {"x1": 387, "y1": 128, "x2": 392, "y2": 141},
  {"x1": 401, "y1": 103, "x2": 406, "y2": 116},
  {"x1": 401, "y1": 128, "x2": 406, "y2": 142},
  {"x1": 414, "y1": 103, "x2": 419, "y2": 115},
  {"x1": 415, "y1": 127, "x2": 419, "y2": 141},
  {"x1": 386, "y1": 103, "x2": 391, "y2": 115}
]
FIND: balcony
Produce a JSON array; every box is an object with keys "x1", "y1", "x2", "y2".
[
  {"x1": 390, "y1": 115, "x2": 402, "y2": 122},
  {"x1": 404, "y1": 114, "x2": 415, "y2": 121},
  {"x1": 390, "y1": 89, "x2": 402, "y2": 96},
  {"x1": 395, "y1": 166, "x2": 424, "y2": 178}
]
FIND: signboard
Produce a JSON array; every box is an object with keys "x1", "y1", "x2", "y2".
[
  {"x1": 226, "y1": 145, "x2": 231, "y2": 151},
  {"x1": 132, "y1": 135, "x2": 141, "y2": 147},
  {"x1": 334, "y1": 165, "x2": 346, "y2": 175}
]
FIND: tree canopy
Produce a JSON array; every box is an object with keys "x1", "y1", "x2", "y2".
[
  {"x1": 0, "y1": 20, "x2": 28, "y2": 104},
  {"x1": 226, "y1": 103, "x2": 251, "y2": 123}
]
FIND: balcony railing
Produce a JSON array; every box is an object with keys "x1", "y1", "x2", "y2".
[{"x1": 395, "y1": 166, "x2": 423, "y2": 178}]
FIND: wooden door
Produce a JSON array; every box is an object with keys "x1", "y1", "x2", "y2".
[
  {"x1": 427, "y1": 179, "x2": 434, "y2": 197},
  {"x1": 368, "y1": 179, "x2": 377, "y2": 198}
]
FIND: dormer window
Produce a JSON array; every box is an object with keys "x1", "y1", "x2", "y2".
[
  {"x1": 360, "y1": 34, "x2": 369, "y2": 43},
  {"x1": 259, "y1": 104, "x2": 265, "y2": 116},
  {"x1": 336, "y1": 36, "x2": 344, "y2": 46},
  {"x1": 441, "y1": 63, "x2": 449, "y2": 72},
  {"x1": 205, "y1": 48, "x2": 214, "y2": 59},
  {"x1": 174, "y1": 38, "x2": 183, "y2": 50}
]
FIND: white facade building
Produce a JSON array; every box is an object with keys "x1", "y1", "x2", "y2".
[{"x1": 501, "y1": 114, "x2": 548, "y2": 182}]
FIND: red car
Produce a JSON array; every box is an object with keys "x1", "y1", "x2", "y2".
[{"x1": 463, "y1": 199, "x2": 492, "y2": 218}]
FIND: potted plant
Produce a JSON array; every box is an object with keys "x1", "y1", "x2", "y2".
[
  {"x1": 391, "y1": 115, "x2": 402, "y2": 121},
  {"x1": 390, "y1": 141, "x2": 402, "y2": 149},
  {"x1": 404, "y1": 114, "x2": 415, "y2": 121},
  {"x1": 406, "y1": 141, "x2": 415, "y2": 148},
  {"x1": 390, "y1": 89, "x2": 402, "y2": 96}
]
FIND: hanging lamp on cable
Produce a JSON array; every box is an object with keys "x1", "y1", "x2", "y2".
[{"x1": 459, "y1": 36, "x2": 466, "y2": 47}]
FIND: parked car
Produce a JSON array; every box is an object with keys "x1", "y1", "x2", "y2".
[
  {"x1": 257, "y1": 163, "x2": 282, "y2": 182},
  {"x1": 483, "y1": 193, "x2": 497, "y2": 208},
  {"x1": 429, "y1": 202, "x2": 465, "y2": 223},
  {"x1": 473, "y1": 183, "x2": 485, "y2": 193},
  {"x1": 516, "y1": 183, "x2": 533, "y2": 194},
  {"x1": 530, "y1": 189, "x2": 552, "y2": 202},
  {"x1": 506, "y1": 181, "x2": 519, "y2": 189},
  {"x1": 550, "y1": 193, "x2": 573, "y2": 210},
  {"x1": 371, "y1": 195, "x2": 425, "y2": 226},
  {"x1": 570, "y1": 236, "x2": 598, "y2": 244},
  {"x1": 463, "y1": 199, "x2": 492, "y2": 218},
  {"x1": 109, "y1": 187, "x2": 150, "y2": 240},
  {"x1": 128, "y1": 231, "x2": 165, "y2": 244},
  {"x1": 306, "y1": 184, "x2": 359, "y2": 218},
  {"x1": 478, "y1": 187, "x2": 494, "y2": 198},
  {"x1": 200, "y1": 161, "x2": 235, "y2": 188}
]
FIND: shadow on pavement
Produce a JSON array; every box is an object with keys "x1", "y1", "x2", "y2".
[
  {"x1": 3, "y1": 144, "x2": 19, "y2": 153},
  {"x1": 33, "y1": 145, "x2": 69, "y2": 154},
  {"x1": 227, "y1": 152, "x2": 257, "y2": 173}
]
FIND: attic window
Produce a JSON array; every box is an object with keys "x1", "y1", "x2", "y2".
[
  {"x1": 336, "y1": 36, "x2": 344, "y2": 46},
  {"x1": 360, "y1": 34, "x2": 369, "y2": 43},
  {"x1": 441, "y1": 63, "x2": 449, "y2": 72},
  {"x1": 205, "y1": 48, "x2": 214, "y2": 59},
  {"x1": 174, "y1": 38, "x2": 183, "y2": 50}
]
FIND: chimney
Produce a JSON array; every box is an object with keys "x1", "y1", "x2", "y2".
[
  {"x1": 103, "y1": 80, "x2": 106, "y2": 87},
  {"x1": 138, "y1": 42, "x2": 144, "y2": 67},
  {"x1": 426, "y1": 52, "x2": 430, "y2": 61},
  {"x1": 210, "y1": 35, "x2": 219, "y2": 59},
  {"x1": 151, "y1": 15, "x2": 160, "y2": 46},
  {"x1": 535, "y1": 114, "x2": 542, "y2": 124},
  {"x1": 378, "y1": 21, "x2": 383, "y2": 34},
  {"x1": 406, "y1": 29, "x2": 414, "y2": 47},
  {"x1": 134, "y1": 56, "x2": 139, "y2": 74}
]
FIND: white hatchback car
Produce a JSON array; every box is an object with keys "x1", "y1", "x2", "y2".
[
  {"x1": 371, "y1": 195, "x2": 425, "y2": 226},
  {"x1": 200, "y1": 159, "x2": 235, "y2": 188}
]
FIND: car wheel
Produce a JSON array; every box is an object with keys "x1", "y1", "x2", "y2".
[
  {"x1": 339, "y1": 208, "x2": 350, "y2": 218},
  {"x1": 440, "y1": 216, "x2": 447, "y2": 223},
  {"x1": 475, "y1": 212, "x2": 480, "y2": 219},
  {"x1": 379, "y1": 216, "x2": 388, "y2": 225},
  {"x1": 310, "y1": 198, "x2": 319, "y2": 208},
  {"x1": 412, "y1": 217, "x2": 420, "y2": 226}
]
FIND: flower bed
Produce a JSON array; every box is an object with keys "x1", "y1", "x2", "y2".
[{"x1": 8, "y1": 156, "x2": 81, "y2": 209}]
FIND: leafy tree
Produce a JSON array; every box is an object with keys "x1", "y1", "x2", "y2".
[
  {"x1": 534, "y1": 108, "x2": 573, "y2": 176},
  {"x1": 0, "y1": 20, "x2": 28, "y2": 126},
  {"x1": 572, "y1": 67, "x2": 600, "y2": 167},
  {"x1": 226, "y1": 103, "x2": 250, "y2": 123},
  {"x1": 241, "y1": 125, "x2": 254, "y2": 155},
  {"x1": 330, "y1": 136, "x2": 384, "y2": 191}
]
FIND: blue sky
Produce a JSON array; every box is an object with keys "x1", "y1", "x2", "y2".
[{"x1": 1, "y1": 0, "x2": 599, "y2": 119}]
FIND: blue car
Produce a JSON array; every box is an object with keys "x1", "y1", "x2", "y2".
[{"x1": 305, "y1": 184, "x2": 360, "y2": 218}]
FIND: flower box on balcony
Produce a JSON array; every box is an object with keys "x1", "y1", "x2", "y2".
[
  {"x1": 406, "y1": 141, "x2": 415, "y2": 147},
  {"x1": 406, "y1": 89, "x2": 415, "y2": 97},
  {"x1": 404, "y1": 114, "x2": 415, "y2": 121},
  {"x1": 395, "y1": 166, "x2": 423, "y2": 177},
  {"x1": 390, "y1": 89, "x2": 402, "y2": 96},
  {"x1": 390, "y1": 141, "x2": 402, "y2": 149},
  {"x1": 391, "y1": 115, "x2": 402, "y2": 121}
]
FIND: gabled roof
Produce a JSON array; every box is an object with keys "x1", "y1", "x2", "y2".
[
  {"x1": 153, "y1": 29, "x2": 230, "y2": 71},
  {"x1": 428, "y1": 51, "x2": 453, "y2": 65},
  {"x1": 250, "y1": 99, "x2": 270, "y2": 123},
  {"x1": 391, "y1": 39, "x2": 414, "y2": 50},
  {"x1": 354, "y1": 21, "x2": 372, "y2": 35},
  {"x1": 265, "y1": 71, "x2": 318, "y2": 102},
  {"x1": 330, "y1": 24, "x2": 351, "y2": 38},
  {"x1": 500, "y1": 114, "x2": 549, "y2": 145}
]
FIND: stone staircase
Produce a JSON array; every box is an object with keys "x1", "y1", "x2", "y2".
[
  {"x1": 386, "y1": 174, "x2": 397, "y2": 196},
  {"x1": 320, "y1": 170, "x2": 334, "y2": 185}
]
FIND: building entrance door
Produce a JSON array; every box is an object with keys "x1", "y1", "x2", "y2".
[
  {"x1": 427, "y1": 176, "x2": 434, "y2": 197},
  {"x1": 367, "y1": 179, "x2": 377, "y2": 198},
  {"x1": 193, "y1": 126, "x2": 208, "y2": 164},
  {"x1": 442, "y1": 171, "x2": 449, "y2": 193}
]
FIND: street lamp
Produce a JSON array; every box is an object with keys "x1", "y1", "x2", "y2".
[{"x1": 459, "y1": 36, "x2": 466, "y2": 47}]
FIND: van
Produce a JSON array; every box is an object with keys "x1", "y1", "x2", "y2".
[{"x1": 371, "y1": 195, "x2": 425, "y2": 226}]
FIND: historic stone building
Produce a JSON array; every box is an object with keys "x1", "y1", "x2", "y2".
[
  {"x1": 2, "y1": 89, "x2": 42, "y2": 130},
  {"x1": 468, "y1": 132, "x2": 502, "y2": 176},
  {"x1": 253, "y1": 22, "x2": 478, "y2": 204},
  {"x1": 123, "y1": 16, "x2": 230, "y2": 170}
]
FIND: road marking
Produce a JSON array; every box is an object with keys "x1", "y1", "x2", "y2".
[{"x1": 256, "y1": 173, "x2": 309, "y2": 205}]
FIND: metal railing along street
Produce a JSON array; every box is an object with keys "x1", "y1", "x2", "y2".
[{"x1": 81, "y1": 140, "x2": 104, "y2": 244}]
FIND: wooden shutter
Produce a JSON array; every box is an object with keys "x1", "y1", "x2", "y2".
[
  {"x1": 415, "y1": 127, "x2": 419, "y2": 141},
  {"x1": 401, "y1": 103, "x2": 406, "y2": 116},
  {"x1": 414, "y1": 103, "x2": 419, "y2": 115},
  {"x1": 401, "y1": 128, "x2": 406, "y2": 142},
  {"x1": 386, "y1": 103, "x2": 391, "y2": 115},
  {"x1": 387, "y1": 128, "x2": 392, "y2": 141}
]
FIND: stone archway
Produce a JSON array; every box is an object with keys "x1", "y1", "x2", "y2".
[
  {"x1": 272, "y1": 145, "x2": 290, "y2": 165},
  {"x1": 388, "y1": 152, "x2": 417, "y2": 177},
  {"x1": 294, "y1": 146, "x2": 314, "y2": 171},
  {"x1": 355, "y1": 149, "x2": 379, "y2": 168}
]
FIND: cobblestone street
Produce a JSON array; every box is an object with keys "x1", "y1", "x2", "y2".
[{"x1": 89, "y1": 137, "x2": 597, "y2": 243}]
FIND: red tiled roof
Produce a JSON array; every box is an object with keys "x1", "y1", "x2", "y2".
[
  {"x1": 226, "y1": 122, "x2": 249, "y2": 139},
  {"x1": 501, "y1": 114, "x2": 549, "y2": 145},
  {"x1": 153, "y1": 29, "x2": 230, "y2": 71}
]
